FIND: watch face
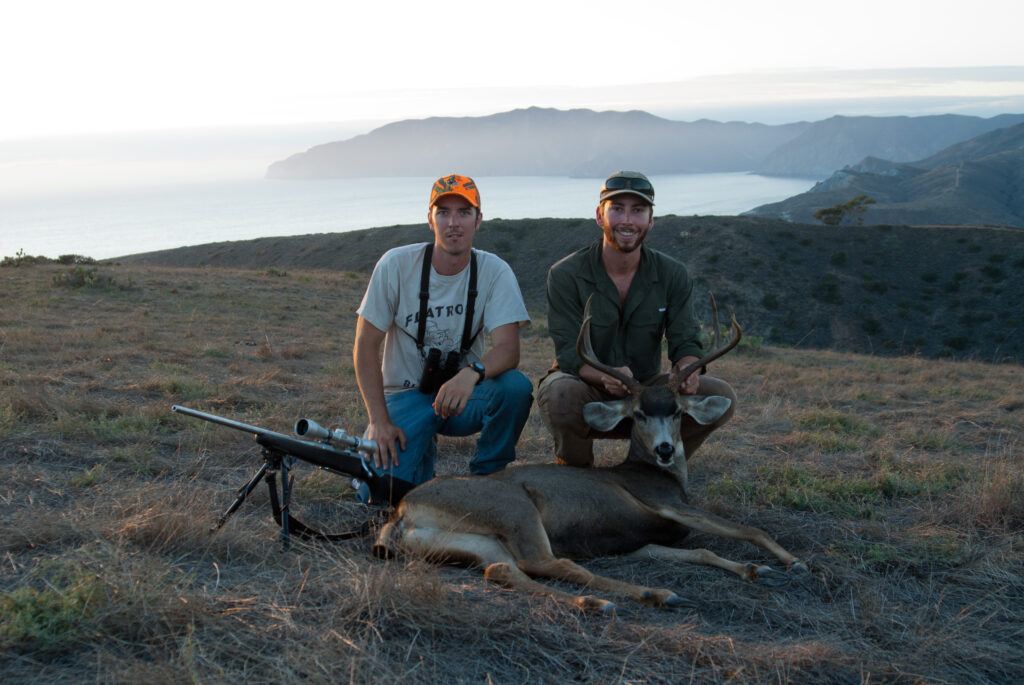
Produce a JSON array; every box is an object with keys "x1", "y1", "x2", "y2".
[{"x1": 471, "y1": 362, "x2": 485, "y2": 378}]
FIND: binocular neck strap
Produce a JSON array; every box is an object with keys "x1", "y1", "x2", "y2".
[
  {"x1": 460, "y1": 251, "x2": 479, "y2": 355},
  {"x1": 416, "y1": 243, "x2": 479, "y2": 354}
]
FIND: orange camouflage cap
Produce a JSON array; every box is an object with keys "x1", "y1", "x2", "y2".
[{"x1": 429, "y1": 174, "x2": 481, "y2": 209}]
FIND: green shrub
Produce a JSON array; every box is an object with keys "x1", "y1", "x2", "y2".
[
  {"x1": 813, "y1": 194, "x2": 876, "y2": 226},
  {"x1": 1, "y1": 249, "x2": 51, "y2": 267},
  {"x1": 959, "y1": 312, "x2": 993, "y2": 325},
  {"x1": 863, "y1": 279, "x2": 888, "y2": 294},
  {"x1": 761, "y1": 293, "x2": 779, "y2": 310},
  {"x1": 814, "y1": 274, "x2": 842, "y2": 304},
  {"x1": 0, "y1": 564, "x2": 106, "y2": 653},
  {"x1": 52, "y1": 266, "x2": 134, "y2": 291},
  {"x1": 830, "y1": 251, "x2": 848, "y2": 266},
  {"x1": 57, "y1": 254, "x2": 96, "y2": 265},
  {"x1": 943, "y1": 336, "x2": 970, "y2": 351},
  {"x1": 980, "y1": 265, "x2": 1005, "y2": 281}
]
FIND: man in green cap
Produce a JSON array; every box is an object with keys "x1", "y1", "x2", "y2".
[{"x1": 536, "y1": 170, "x2": 737, "y2": 466}]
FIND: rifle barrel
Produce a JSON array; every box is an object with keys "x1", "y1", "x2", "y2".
[{"x1": 171, "y1": 404, "x2": 277, "y2": 438}]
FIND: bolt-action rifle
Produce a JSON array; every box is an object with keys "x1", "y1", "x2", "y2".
[{"x1": 171, "y1": 404, "x2": 415, "y2": 547}]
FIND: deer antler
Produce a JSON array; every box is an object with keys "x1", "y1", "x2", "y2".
[
  {"x1": 576, "y1": 296, "x2": 644, "y2": 396},
  {"x1": 709, "y1": 292, "x2": 721, "y2": 350},
  {"x1": 667, "y1": 306, "x2": 742, "y2": 391}
]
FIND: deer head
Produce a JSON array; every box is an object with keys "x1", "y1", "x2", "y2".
[{"x1": 576, "y1": 296, "x2": 741, "y2": 470}]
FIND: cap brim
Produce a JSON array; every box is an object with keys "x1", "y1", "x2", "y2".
[
  {"x1": 600, "y1": 189, "x2": 655, "y2": 205},
  {"x1": 431, "y1": 190, "x2": 480, "y2": 208}
]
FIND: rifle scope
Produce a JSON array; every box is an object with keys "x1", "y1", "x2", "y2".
[{"x1": 295, "y1": 418, "x2": 378, "y2": 455}]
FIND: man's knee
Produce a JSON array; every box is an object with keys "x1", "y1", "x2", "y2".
[
  {"x1": 537, "y1": 372, "x2": 591, "y2": 428},
  {"x1": 490, "y1": 369, "x2": 534, "y2": 409}
]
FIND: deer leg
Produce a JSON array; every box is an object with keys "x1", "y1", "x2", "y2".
[
  {"x1": 388, "y1": 524, "x2": 615, "y2": 613},
  {"x1": 484, "y1": 562, "x2": 615, "y2": 614},
  {"x1": 515, "y1": 557, "x2": 695, "y2": 609},
  {"x1": 629, "y1": 544, "x2": 790, "y2": 586},
  {"x1": 655, "y1": 505, "x2": 807, "y2": 574}
]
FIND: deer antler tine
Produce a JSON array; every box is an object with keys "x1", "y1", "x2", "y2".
[
  {"x1": 709, "y1": 292, "x2": 721, "y2": 350},
  {"x1": 669, "y1": 312, "x2": 742, "y2": 391},
  {"x1": 576, "y1": 296, "x2": 643, "y2": 395}
]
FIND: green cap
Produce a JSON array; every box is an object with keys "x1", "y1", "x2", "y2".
[{"x1": 600, "y1": 170, "x2": 655, "y2": 205}]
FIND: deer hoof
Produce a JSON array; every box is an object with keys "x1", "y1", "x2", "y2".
[
  {"x1": 664, "y1": 592, "x2": 698, "y2": 609},
  {"x1": 371, "y1": 543, "x2": 394, "y2": 560},
  {"x1": 640, "y1": 589, "x2": 694, "y2": 609},
  {"x1": 789, "y1": 561, "x2": 810, "y2": 576},
  {"x1": 753, "y1": 565, "x2": 790, "y2": 587},
  {"x1": 576, "y1": 594, "x2": 616, "y2": 615}
]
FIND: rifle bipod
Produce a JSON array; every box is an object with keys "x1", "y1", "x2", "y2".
[{"x1": 212, "y1": 446, "x2": 371, "y2": 549}]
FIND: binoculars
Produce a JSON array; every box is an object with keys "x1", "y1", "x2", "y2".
[{"x1": 419, "y1": 347, "x2": 462, "y2": 394}]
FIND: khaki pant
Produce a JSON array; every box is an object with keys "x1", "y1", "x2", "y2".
[{"x1": 536, "y1": 371, "x2": 737, "y2": 467}]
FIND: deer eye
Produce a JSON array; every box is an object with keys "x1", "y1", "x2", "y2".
[{"x1": 633, "y1": 412, "x2": 647, "y2": 424}]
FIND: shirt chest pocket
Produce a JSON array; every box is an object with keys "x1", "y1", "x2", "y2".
[{"x1": 628, "y1": 306, "x2": 667, "y2": 342}]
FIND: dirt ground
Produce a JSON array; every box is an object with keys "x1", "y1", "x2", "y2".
[{"x1": 2, "y1": 262, "x2": 1022, "y2": 684}]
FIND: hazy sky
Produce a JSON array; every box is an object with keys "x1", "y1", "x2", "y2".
[{"x1": 4, "y1": 0, "x2": 1024, "y2": 140}]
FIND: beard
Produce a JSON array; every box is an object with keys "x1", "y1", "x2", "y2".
[{"x1": 606, "y1": 225, "x2": 647, "y2": 253}]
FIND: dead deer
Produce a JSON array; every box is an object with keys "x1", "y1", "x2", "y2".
[{"x1": 373, "y1": 299, "x2": 807, "y2": 613}]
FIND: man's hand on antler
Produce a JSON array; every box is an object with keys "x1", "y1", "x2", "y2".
[
  {"x1": 581, "y1": 363, "x2": 634, "y2": 397},
  {"x1": 673, "y1": 355, "x2": 701, "y2": 395}
]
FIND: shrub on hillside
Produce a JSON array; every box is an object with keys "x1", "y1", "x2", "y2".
[
  {"x1": 980, "y1": 265, "x2": 1005, "y2": 281},
  {"x1": 57, "y1": 255, "x2": 96, "y2": 265},
  {"x1": 2, "y1": 251, "x2": 95, "y2": 267},
  {"x1": 863, "y1": 279, "x2": 888, "y2": 295},
  {"x1": 814, "y1": 274, "x2": 843, "y2": 304},
  {"x1": 813, "y1": 194, "x2": 876, "y2": 226},
  {"x1": 1, "y1": 249, "x2": 50, "y2": 267},
  {"x1": 52, "y1": 266, "x2": 134, "y2": 291}
]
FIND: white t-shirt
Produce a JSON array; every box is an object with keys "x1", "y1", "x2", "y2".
[{"x1": 357, "y1": 242, "x2": 530, "y2": 393}]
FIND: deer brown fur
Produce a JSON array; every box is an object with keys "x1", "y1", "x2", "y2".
[{"x1": 373, "y1": 299, "x2": 807, "y2": 613}]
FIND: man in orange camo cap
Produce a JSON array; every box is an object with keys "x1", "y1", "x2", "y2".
[{"x1": 352, "y1": 174, "x2": 533, "y2": 504}]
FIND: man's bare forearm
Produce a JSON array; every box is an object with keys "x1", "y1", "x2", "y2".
[
  {"x1": 477, "y1": 323, "x2": 520, "y2": 379},
  {"x1": 353, "y1": 319, "x2": 389, "y2": 422}
]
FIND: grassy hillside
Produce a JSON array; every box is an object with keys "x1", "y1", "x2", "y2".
[
  {"x1": 118, "y1": 215, "x2": 1024, "y2": 362},
  {"x1": 2, "y1": 262, "x2": 1022, "y2": 683}
]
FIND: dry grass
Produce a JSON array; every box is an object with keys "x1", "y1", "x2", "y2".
[{"x1": 1, "y1": 262, "x2": 1022, "y2": 684}]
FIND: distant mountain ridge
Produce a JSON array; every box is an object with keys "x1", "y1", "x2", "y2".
[
  {"x1": 752, "y1": 113, "x2": 1024, "y2": 178},
  {"x1": 266, "y1": 107, "x2": 1024, "y2": 181},
  {"x1": 267, "y1": 107, "x2": 808, "y2": 179},
  {"x1": 746, "y1": 123, "x2": 1024, "y2": 227}
]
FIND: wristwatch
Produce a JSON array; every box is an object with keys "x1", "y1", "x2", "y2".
[{"x1": 469, "y1": 361, "x2": 486, "y2": 384}]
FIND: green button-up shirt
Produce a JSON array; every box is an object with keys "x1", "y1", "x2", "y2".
[{"x1": 546, "y1": 241, "x2": 704, "y2": 383}]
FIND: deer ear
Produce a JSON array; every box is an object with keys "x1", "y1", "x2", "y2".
[
  {"x1": 680, "y1": 395, "x2": 731, "y2": 425},
  {"x1": 583, "y1": 400, "x2": 632, "y2": 431}
]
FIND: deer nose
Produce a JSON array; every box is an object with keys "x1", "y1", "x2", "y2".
[{"x1": 655, "y1": 443, "x2": 674, "y2": 462}]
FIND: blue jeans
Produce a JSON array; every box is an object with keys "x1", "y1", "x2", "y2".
[{"x1": 362, "y1": 370, "x2": 533, "y2": 497}]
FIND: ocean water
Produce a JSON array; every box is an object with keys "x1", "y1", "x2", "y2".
[{"x1": 0, "y1": 173, "x2": 813, "y2": 260}]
